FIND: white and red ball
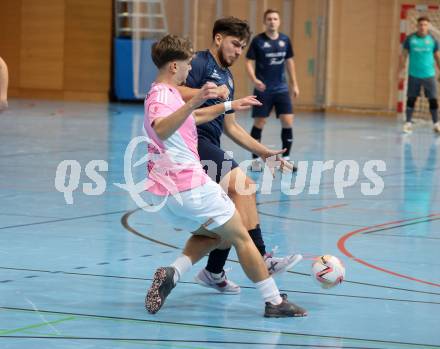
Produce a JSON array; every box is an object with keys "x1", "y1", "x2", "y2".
[{"x1": 311, "y1": 255, "x2": 345, "y2": 289}]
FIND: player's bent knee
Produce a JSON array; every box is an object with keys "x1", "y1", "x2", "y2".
[
  {"x1": 429, "y1": 98, "x2": 438, "y2": 110},
  {"x1": 229, "y1": 171, "x2": 257, "y2": 198},
  {"x1": 279, "y1": 114, "x2": 293, "y2": 127},
  {"x1": 223, "y1": 167, "x2": 246, "y2": 195},
  {"x1": 407, "y1": 97, "x2": 417, "y2": 109},
  {"x1": 230, "y1": 227, "x2": 252, "y2": 247},
  {"x1": 254, "y1": 118, "x2": 266, "y2": 128},
  {"x1": 245, "y1": 176, "x2": 257, "y2": 194}
]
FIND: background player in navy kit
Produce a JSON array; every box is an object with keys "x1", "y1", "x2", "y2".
[
  {"x1": 246, "y1": 9, "x2": 299, "y2": 171},
  {"x1": 177, "y1": 17, "x2": 302, "y2": 294}
]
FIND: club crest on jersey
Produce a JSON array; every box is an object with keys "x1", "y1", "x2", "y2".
[
  {"x1": 210, "y1": 68, "x2": 221, "y2": 81},
  {"x1": 263, "y1": 42, "x2": 271, "y2": 48},
  {"x1": 279, "y1": 40, "x2": 285, "y2": 47}
]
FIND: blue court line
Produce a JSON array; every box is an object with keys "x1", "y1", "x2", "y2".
[
  {"x1": 0, "y1": 336, "x2": 391, "y2": 349},
  {"x1": 1, "y1": 266, "x2": 439, "y2": 306},
  {"x1": 121, "y1": 210, "x2": 440, "y2": 296},
  {"x1": 0, "y1": 316, "x2": 75, "y2": 335},
  {"x1": 0, "y1": 307, "x2": 438, "y2": 348},
  {"x1": 368, "y1": 233, "x2": 440, "y2": 240},
  {"x1": 338, "y1": 214, "x2": 440, "y2": 288},
  {"x1": 0, "y1": 335, "x2": 210, "y2": 349},
  {"x1": 256, "y1": 211, "x2": 362, "y2": 227},
  {"x1": 362, "y1": 217, "x2": 440, "y2": 235},
  {"x1": 0, "y1": 212, "x2": 61, "y2": 219},
  {"x1": 0, "y1": 209, "x2": 131, "y2": 230},
  {"x1": 264, "y1": 165, "x2": 440, "y2": 193}
]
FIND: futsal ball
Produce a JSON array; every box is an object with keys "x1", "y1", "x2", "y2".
[{"x1": 311, "y1": 255, "x2": 345, "y2": 289}]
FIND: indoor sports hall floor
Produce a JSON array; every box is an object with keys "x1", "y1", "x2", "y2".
[{"x1": 0, "y1": 99, "x2": 439, "y2": 349}]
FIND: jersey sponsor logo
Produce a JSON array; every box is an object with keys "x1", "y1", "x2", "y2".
[
  {"x1": 269, "y1": 58, "x2": 285, "y2": 65},
  {"x1": 210, "y1": 68, "x2": 222, "y2": 81},
  {"x1": 413, "y1": 46, "x2": 432, "y2": 52},
  {"x1": 279, "y1": 40, "x2": 285, "y2": 47},
  {"x1": 262, "y1": 41, "x2": 271, "y2": 48},
  {"x1": 266, "y1": 52, "x2": 286, "y2": 58}
]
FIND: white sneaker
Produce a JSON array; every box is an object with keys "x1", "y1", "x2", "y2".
[
  {"x1": 403, "y1": 122, "x2": 413, "y2": 134},
  {"x1": 194, "y1": 269, "x2": 241, "y2": 294},
  {"x1": 250, "y1": 158, "x2": 263, "y2": 172},
  {"x1": 433, "y1": 122, "x2": 440, "y2": 134},
  {"x1": 264, "y1": 251, "x2": 303, "y2": 276}
]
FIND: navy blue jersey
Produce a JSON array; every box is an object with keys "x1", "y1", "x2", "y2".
[
  {"x1": 246, "y1": 32, "x2": 294, "y2": 93},
  {"x1": 185, "y1": 50, "x2": 234, "y2": 146}
]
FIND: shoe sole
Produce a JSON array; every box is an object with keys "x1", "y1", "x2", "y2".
[
  {"x1": 194, "y1": 275, "x2": 241, "y2": 294},
  {"x1": 264, "y1": 311, "x2": 308, "y2": 318},
  {"x1": 146, "y1": 267, "x2": 169, "y2": 314},
  {"x1": 270, "y1": 254, "x2": 303, "y2": 277}
]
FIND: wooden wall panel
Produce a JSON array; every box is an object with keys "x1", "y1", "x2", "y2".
[
  {"x1": 0, "y1": 0, "x2": 111, "y2": 101},
  {"x1": 292, "y1": 0, "x2": 322, "y2": 107},
  {"x1": 19, "y1": 0, "x2": 64, "y2": 90},
  {"x1": 64, "y1": 0, "x2": 112, "y2": 94},
  {"x1": 2, "y1": 0, "x2": 436, "y2": 109},
  {"x1": 329, "y1": 0, "x2": 378, "y2": 107},
  {"x1": 193, "y1": 0, "x2": 216, "y2": 51},
  {"x1": 164, "y1": 0, "x2": 185, "y2": 37},
  {"x1": 0, "y1": 0, "x2": 21, "y2": 92},
  {"x1": 325, "y1": 0, "x2": 438, "y2": 112}
]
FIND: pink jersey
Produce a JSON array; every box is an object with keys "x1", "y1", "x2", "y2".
[{"x1": 144, "y1": 82, "x2": 208, "y2": 196}]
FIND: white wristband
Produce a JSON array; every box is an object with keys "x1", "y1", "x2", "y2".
[{"x1": 224, "y1": 101, "x2": 232, "y2": 112}]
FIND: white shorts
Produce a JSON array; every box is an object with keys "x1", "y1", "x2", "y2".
[{"x1": 149, "y1": 180, "x2": 236, "y2": 232}]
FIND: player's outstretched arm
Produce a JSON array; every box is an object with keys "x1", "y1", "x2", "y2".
[
  {"x1": 177, "y1": 84, "x2": 230, "y2": 102},
  {"x1": 224, "y1": 115, "x2": 294, "y2": 173},
  {"x1": 224, "y1": 113, "x2": 273, "y2": 156},
  {"x1": 153, "y1": 83, "x2": 218, "y2": 140},
  {"x1": 193, "y1": 96, "x2": 261, "y2": 125}
]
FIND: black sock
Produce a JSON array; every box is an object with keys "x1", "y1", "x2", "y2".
[
  {"x1": 250, "y1": 126, "x2": 262, "y2": 159},
  {"x1": 248, "y1": 224, "x2": 266, "y2": 256},
  {"x1": 281, "y1": 128, "x2": 293, "y2": 157},
  {"x1": 406, "y1": 108, "x2": 414, "y2": 123},
  {"x1": 430, "y1": 109, "x2": 439, "y2": 124},
  {"x1": 205, "y1": 248, "x2": 231, "y2": 274}
]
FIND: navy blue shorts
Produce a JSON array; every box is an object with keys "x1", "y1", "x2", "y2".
[
  {"x1": 252, "y1": 90, "x2": 293, "y2": 118},
  {"x1": 407, "y1": 76, "x2": 437, "y2": 99},
  {"x1": 198, "y1": 137, "x2": 239, "y2": 184}
]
